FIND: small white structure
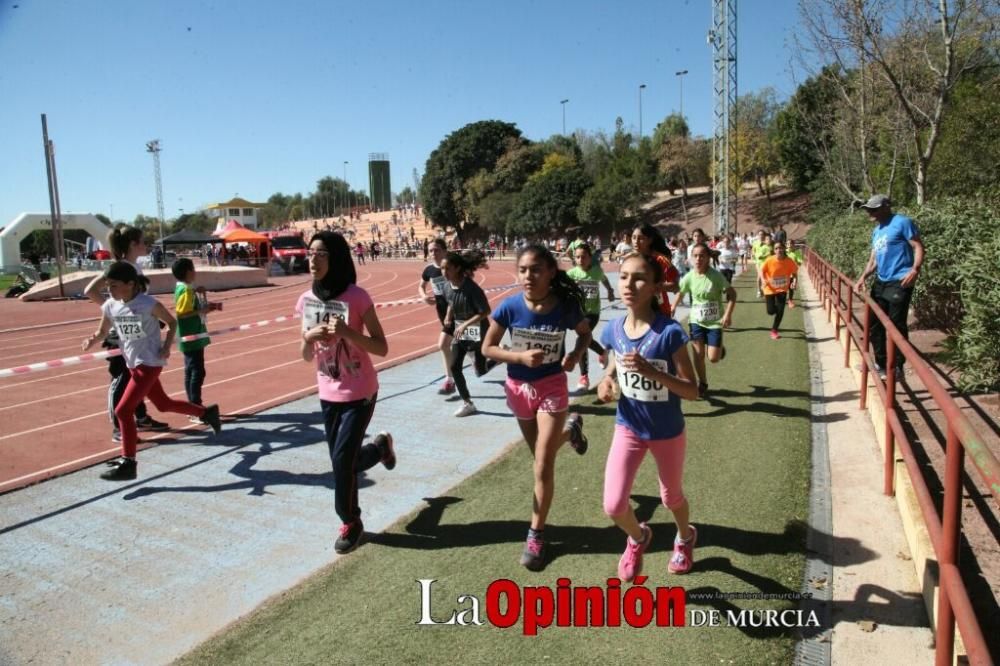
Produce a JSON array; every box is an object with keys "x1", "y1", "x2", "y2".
[
  {"x1": 205, "y1": 197, "x2": 266, "y2": 232},
  {"x1": 0, "y1": 213, "x2": 111, "y2": 274}
]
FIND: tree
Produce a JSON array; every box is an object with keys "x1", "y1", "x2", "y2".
[
  {"x1": 510, "y1": 165, "x2": 591, "y2": 235},
  {"x1": 734, "y1": 88, "x2": 783, "y2": 199},
  {"x1": 797, "y1": 0, "x2": 998, "y2": 204},
  {"x1": 396, "y1": 187, "x2": 416, "y2": 205},
  {"x1": 171, "y1": 212, "x2": 214, "y2": 234},
  {"x1": 775, "y1": 67, "x2": 843, "y2": 191},
  {"x1": 420, "y1": 120, "x2": 524, "y2": 240}
]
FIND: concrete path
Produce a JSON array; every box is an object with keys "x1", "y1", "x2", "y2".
[
  {"x1": 0, "y1": 296, "x2": 631, "y2": 666},
  {"x1": 798, "y1": 272, "x2": 935, "y2": 664}
]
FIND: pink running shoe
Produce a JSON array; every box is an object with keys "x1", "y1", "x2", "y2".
[
  {"x1": 618, "y1": 523, "x2": 653, "y2": 582},
  {"x1": 577, "y1": 374, "x2": 590, "y2": 390},
  {"x1": 668, "y1": 525, "x2": 697, "y2": 574},
  {"x1": 520, "y1": 535, "x2": 546, "y2": 571},
  {"x1": 437, "y1": 378, "x2": 456, "y2": 395},
  {"x1": 769, "y1": 330, "x2": 781, "y2": 340}
]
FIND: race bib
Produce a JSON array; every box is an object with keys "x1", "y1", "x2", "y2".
[
  {"x1": 302, "y1": 297, "x2": 350, "y2": 331},
  {"x1": 579, "y1": 280, "x2": 599, "y2": 300},
  {"x1": 770, "y1": 276, "x2": 788, "y2": 289},
  {"x1": 509, "y1": 327, "x2": 564, "y2": 365},
  {"x1": 113, "y1": 315, "x2": 147, "y2": 342},
  {"x1": 616, "y1": 354, "x2": 671, "y2": 402},
  {"x1": 430, "y1": 276, "x2": 447, "y2": 296},
  {"x1": 693, "y1": 301, "x2": 721, "y2": 322},
  {"x1": 455, "y1": 319, "x2": 481, "y2": 342}
]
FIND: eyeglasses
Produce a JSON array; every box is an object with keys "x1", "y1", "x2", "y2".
[{"x1": 307, "y1": 250, "x2": 329, "y2": 258}]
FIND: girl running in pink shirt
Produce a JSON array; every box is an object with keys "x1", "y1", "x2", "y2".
[
  {"x1": 296, "y1": 231, "x2": 396, "y2": 554},
  {"x1": 596, "y1": 252, "x2": 700, "y2": 581}
]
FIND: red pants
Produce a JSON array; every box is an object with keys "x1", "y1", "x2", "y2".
[{"x1": 115, "y1": 365, "x2": 204, "y2": 457}]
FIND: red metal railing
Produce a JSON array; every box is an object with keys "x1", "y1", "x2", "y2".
[{"x1": 807, "y1": 249, "x2": 999, "y2": 666}]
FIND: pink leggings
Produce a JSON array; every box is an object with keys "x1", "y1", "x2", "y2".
[
  {"x1": 603, "y1": 424, "x2": 687, "y2": 516},
  {"x1": 115, "y1": 365, "x2": 204, "y2": 457}
]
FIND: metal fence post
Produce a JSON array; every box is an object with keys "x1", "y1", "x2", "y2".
[
  {"x1": 884, "y1": 336, "x2": 897, "y2": 496},
  {"x1": 844, "y1": 288, "x2": 854, "y2": 368},
  {"x1": 935, "y1": 424, "x2": 963, "y2": 666},
  {"x1": 860, "y1": 303, "x2": 871, "y2": 410}
]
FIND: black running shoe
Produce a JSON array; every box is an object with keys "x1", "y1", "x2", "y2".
[
  {"x1": 698, "y1": 382, "x2": 709, "y2": 398},
  {"x1": 100, "y1": 457, "x2": 137, "y2": 481},
  {"x1": 375, "y1": 432, "x2": 395, "y2": 470},
  {"x1": 136, "y1": 416, "x2": 169, "y2": 431},
  {"x1": 567, "y1": 413, "x2": 588, "y2": 455},
  {"x1": 111, "y1": 429, "x2": 122, "y2": 444},
  {"x1": 201, "y1": 404, "x2": 222, "y2": 435},
  {"x1": 335, "y1": 520, "x2": 364, "y2": 554}
]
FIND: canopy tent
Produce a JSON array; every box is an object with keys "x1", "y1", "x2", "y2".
[
  {"x1": 157, "y1": 229, "x2": 224, "y2": 245},
  {"x1": 212, "y1": 219, "x2": 247, "y2": 237},
  {"x1": 222, "y1": 228, "x2": 268, "y2": 243}
]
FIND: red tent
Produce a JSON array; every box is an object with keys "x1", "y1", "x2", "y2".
[{"x1": 212, "y1": 219, "x2": 247, "y2": 237}]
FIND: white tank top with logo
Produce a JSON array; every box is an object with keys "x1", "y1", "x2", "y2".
[{"x1": 102, "y1": 293, "x2": 164, "y2": 368}]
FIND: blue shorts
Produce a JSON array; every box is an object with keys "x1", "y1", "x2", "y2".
[{"x1": 689, "y1": 323, "x2": 723, "y2": 347}]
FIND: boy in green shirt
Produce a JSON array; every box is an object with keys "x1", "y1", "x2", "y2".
[
  {"x1": 567, "y1": 243, "x2": 615, "y2": 390},
  {"x1": 172, "y1": 258, "x2": 218, "y2": 410},
  {"x1": 675, "y1": 243, "x2": 737, "y2": 397}
]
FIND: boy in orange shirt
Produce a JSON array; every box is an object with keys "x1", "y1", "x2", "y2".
[{"x1": 757, "y1": 242, "x2": 798, "y2": 340}]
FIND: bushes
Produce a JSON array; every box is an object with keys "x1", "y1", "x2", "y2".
[{"x1": 807, "y1": 196, "x2": 1000, "y2": 392}]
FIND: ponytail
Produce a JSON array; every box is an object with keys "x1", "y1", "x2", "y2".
[
  {"x1": 107, "y1": 225, "x2": 143, "y2": 261},
  {"x1": 445, "y1": 250, "x2": 488, "y2": 276}
]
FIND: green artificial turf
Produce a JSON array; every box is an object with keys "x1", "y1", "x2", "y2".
[{"x1": 179, "y1": 270, "x2": 812, "y2": 665}]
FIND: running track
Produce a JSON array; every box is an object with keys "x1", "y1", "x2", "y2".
[{"x1": 0, "y1": 260, "x2": 522, "y2": 493}]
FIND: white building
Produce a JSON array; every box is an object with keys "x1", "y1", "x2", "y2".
[{"x1": 205, "y1": 197, "x2": 266, "y2": 232}]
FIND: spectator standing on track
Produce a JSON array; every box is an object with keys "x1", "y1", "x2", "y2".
[
  {"x1": 296, "y1": 231, "x2": 397, "y2": 554},
  {"x1": 852, "y1": 194, "x2": 923, "y2": 380},
  {"x1": 81, "y1": 262, "x2": 221, "y2": 481},
  {"x1": 597, "y1": 252, "x2": 700, "y2": 581}
]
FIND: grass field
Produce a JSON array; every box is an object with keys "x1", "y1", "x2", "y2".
[
  {"x1": 180, "y1": 271, "x2": 812, "y2": 665},
  {"x1": 0, "y1": 274, "x2": 16, "y2": 292}
]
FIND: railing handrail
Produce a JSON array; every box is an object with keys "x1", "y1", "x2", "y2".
[
  {"x1": 807, "y1": 249, "x2": 1000, "y2": 506},
  {"x1": 806, "y1": 247, "x2": 996, "y2": 665}
]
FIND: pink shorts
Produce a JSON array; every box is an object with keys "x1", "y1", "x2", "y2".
[{"x1": 504, "y1": 373, "x2": 569, "y2": 420}]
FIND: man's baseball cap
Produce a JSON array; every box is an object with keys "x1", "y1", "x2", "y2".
[{"x1": 860, "y1": 194, "x2": 891, "y2": 209}]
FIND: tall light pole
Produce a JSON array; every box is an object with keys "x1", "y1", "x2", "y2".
[
  {"x1": 145, "y1": 139, "x2": 165, "y2": 242},
  {"x1": 638, "y1": 84, "x2": 647, "y2": 138},
  {"x1": 675, "y1": 70, "x2": 689, "y2": 118},
  {"x1": 560, "y1": 98, "x2": 569, "y2": 135},
  {"x1": 344, "y1": 160, "x2": 350, "y2": 214}
]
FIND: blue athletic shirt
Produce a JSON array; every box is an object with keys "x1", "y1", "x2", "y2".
[
  {"x1": 599, "y1": 313, "x2": 688, "y2": 440},
  {"x1": 872, "y1": 213, "x2": 920, "y2": 282},
  {"x1": 492, "y1": 293, "x2": 584, "y2": 382}
]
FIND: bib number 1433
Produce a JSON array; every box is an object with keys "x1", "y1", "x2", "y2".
[{"x1": 302, "y1": 298, "x2": 350, "y2": 331}]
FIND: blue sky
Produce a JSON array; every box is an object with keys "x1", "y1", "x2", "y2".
[{"x1": 0, "y1": 0, "x2": 807, "y2": 226}]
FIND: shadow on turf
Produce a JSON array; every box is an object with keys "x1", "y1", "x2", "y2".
[{"x1": 368, "y1": 495, "x2": 876, "y2": 567}]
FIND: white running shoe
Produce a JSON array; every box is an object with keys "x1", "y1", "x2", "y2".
[{"x1": 454, "y1": 402, "x2": 478, "y2": 417}]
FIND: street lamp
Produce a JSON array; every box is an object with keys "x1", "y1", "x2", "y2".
[
  {"x1": 560, "y1": 99, "x2": 570, "y2": 135},
  {"x1": 638, "y1": 84, "x2": 647, "y2": 138},
  {"x1": 343, "y1": 160, "x2": 349, "y2": 215},
  {"x1": 675, "y1": 70, "x2": 689, "y2": 118}
]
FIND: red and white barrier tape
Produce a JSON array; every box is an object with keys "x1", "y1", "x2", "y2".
[{"x1": 0, "y1": 283, "x2": 520, "y2": 377}]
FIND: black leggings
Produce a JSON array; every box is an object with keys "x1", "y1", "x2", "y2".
[
  {"x1": 450, "y1": 340, "x2": 489, "y2": 402},
  {"x1": 765, "y1": 293, "x2": 787, "y2": 331},
  {"x1": 579, "y1": 313, "x2": 605, "y2": 376},
  {"x1": 321, "y1": 394, "x2": 382, "y2": 524}
]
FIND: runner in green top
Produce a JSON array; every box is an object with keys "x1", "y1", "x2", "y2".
[
  {"x1": 567, "y1": 242, "x2": 615, "y2": 390},
  {"x1": 172, "y1": 258, "x2": 219, "y2": 411},
  {"x1": 675, "y1": 243, "x2": 736, "y2": 398}
]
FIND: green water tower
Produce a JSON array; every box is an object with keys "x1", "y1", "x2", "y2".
[{"x1": 368, "y1": 153, "x2": 391, "y2": 211}]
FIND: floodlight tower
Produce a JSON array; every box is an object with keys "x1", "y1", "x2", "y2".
[
  {"x1": 412, "y1": 168, "x2": 421, "y2": 203},
  {"x1": 145, "y1": 139, "x2": 165, "y2": 241},
  {"x1": 709, "y1": 0, "x2": 738, "y2": 235}
]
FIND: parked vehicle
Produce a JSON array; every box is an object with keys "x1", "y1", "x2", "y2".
[{"x1": 262, "y1": 231, "x2": 308, "y2": 274}]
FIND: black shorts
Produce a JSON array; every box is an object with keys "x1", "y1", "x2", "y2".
[{"x1": 435, "y1": 299, "x2": 448, "y2": 325}]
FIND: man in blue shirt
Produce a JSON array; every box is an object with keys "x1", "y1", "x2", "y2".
[{"x1": 853, "y1": 194, "x2": 924, "y2": 379}]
